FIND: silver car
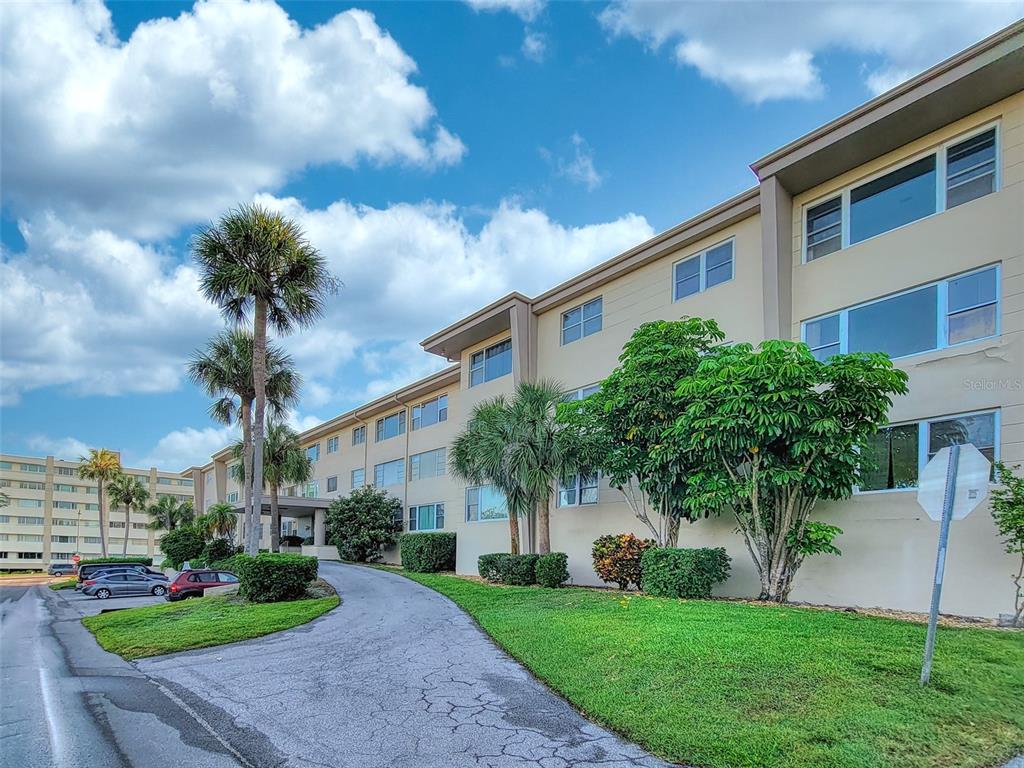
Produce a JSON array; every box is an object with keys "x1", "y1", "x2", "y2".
[{"x1": 82, "y1": 571, "x2": 169, "y2": 599}]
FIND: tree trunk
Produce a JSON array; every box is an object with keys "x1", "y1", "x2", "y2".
[
  {"x1": 508, "y1": 508, "x2": 520, "y2": 555},
  {"x1": 98, "y1": 481, "x2": 108, "y2": 558},
  {"x1": 666, "y1": 514, "x2": 681, "y2": 548},
  {"x1": 240, "y1": 397, "x2": 254, "y2": 553},
  {"x1": 537, "y1": 497, "x2": 551, "y2": 555},
  {"x1": 121, "y1": 505, "x2": 129, "y2": 556},
  {"x1": 249, "y1": 299, "x2": 268, "y2": 555},
  {"x1": 270, "y1": 484, "x2": 280, "y2": 553}
]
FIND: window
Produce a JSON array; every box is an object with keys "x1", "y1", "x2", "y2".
[
  {"x1": 132, "y1": 522, "x2": 147, "y2": 530},
  {"x1": 408, "y1": 503, "x2": 444, "y2": 532},
  {"x1": 352, "y1": 425, "x2": 366, "y2": 445},
  {"x1": 351, "y1": 468, "x2": 365, "y2": 489},
  {"x1": 561, "y1": 298, "x2": 602, "y2": 345},
  {"x1": 54, "y1": 483, "x2": 75, "y2": 492},
  {"x1": 858, "y1": 410, "x2": 998, "y2": 492},
  {"x1": 157, "y1": 477, "x2": 172, "y2": 485},
  {"x1": 326, "y1": 476, "x2": 338, "y2": 493},
  {"x1": 218, "y1": 572, "x2": 239, "y2": 583},
  {"x1": 327, "y1": 436, "x2": 339, "y2": 454},
  {"x1": 374, "y1": 459, "x2": 404, "y2": 487},
  {"x1": 306, "y1": 443, "x2": 321, "y2": 463},
  {"x1": 109, "y1": 521, "x2": 126, "y2": 529},
  {"x1": 376, "y1": 411, "x2": 406, "y2": 442},
  {"x1": 51, "y1": 553, "x2": 74, "y2": 561},
  {"x1": 302, "y1": 481, "x2": 319, "y2": 498},
  {"x1": 227, "y1": 491, "x2": 239, "y2": 503},
  {"x1": 84, "y1": 537, "x2": 102, "y2": 544},
  {"x1": 16, "y1": 499, "x2": 43, "y2": 508},
  {"x1": 673, "y1": 240, "x2": 734, "y2": 301},
  {"x1": 229, "y1": 464, "x2": 240, "y2": 479},
  {"x1": 0, "y1": 461, "x2": 10, "y2": 470},
  {"x1": 802, "y1": 266, "x2": 999, "y2": 361},
  {"x1": 469, "y1": 340, "x2": 512, "y2": 387},
  {"x1": 410, "y1": 448, "x2": 446, "y2": 481},
  {"x1": 557, "y1": 473, "x2": 599, "y2": 507},
  {"x1": 465, "y1": 485, "x2": 508, "y2": 522},
  {"x1": 52, "y1": 518, "x2": 76, "y2": 527},
  {"x1": 17, "y1": 552, "x2": 43, "y2": 560},
  {"x1": 19, "y1": 481, "x2": 45, "y2": 490},
  {"x1": 56, "y1": 466, "x2": 76, "y2": 476},
  {"x1": 51, "y1": 535, "x2": 76, "y2": 544},
  {"x1": 564, "y1": 384, "x2": 600, "y2": 402},
  {"x1": 17, "y1": 516, "x2": 44, "y2": 525},
  {"x1": 0, "y1": 516, "x2": 7, "y2": 523},
  {"x1": 412, "y1": 395, "x2": 448, "y2": 430},
  {"x1": 803, "y1": 127, "x2": 999, "y2": 260},
  {"x1": 180, "y1": 479, "x2": 194, "y2": 487},
  {"x1": 85, "y1": 504, "x2": 98, "y2": 511},
  {"x1": 20, "y1": 463, "x2": 45, "y2": 473},
  {"x1": 17, "y1": 534, "x2": 43, "y2": 542}
]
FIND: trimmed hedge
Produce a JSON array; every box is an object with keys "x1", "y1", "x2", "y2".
[
  {"x1": 236, "y1": 553, "x2": 319, "y2": 603},
  {"x1": 400, "y1": 532, "x2": 456, "y2": 573},
  {"x1": 640, "y1": 547, "x2": 731, "y2": 599},
  {"x1": 78, "y1": 556, "x2": 153, "y2": 567},
  {"x1": 535, "y1": 552, "x2": 569, "y2": 588},
  {"x1": 478, "y1": 553, "x2": 539, "y2": 585}
]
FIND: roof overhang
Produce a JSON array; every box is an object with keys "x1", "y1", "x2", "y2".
[
  {"x1": 230, "y1": 497, "x2": 331, "y2": 516},
  {"x1": 421, "y1": 292, "x2": 531, "y2": 360},
  {"x1": 752, "y1": 21, "x2": 1024, "y2": 194}
]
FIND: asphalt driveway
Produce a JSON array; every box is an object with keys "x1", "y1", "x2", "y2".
[{"x1": 138, "y1": 561, "x2": 673, "y2": 768}]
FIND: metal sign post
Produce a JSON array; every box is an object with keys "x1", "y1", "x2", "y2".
[{"x1": 920, "y1": 445, "x2": 959, "y2": 687}]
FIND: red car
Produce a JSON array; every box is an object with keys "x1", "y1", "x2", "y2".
[{"x1": 167, "y1": 569, "x2": 239, "y2": 601}]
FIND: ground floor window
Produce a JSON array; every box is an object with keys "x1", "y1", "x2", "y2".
[
  {"x1": 857, "y1": 409, "x2": 998, "y2": 492},
  {"x1": 557, "y1": 472, "x2": 599, "y2": 507},
  {"x1": 465, "y1": 485, "x2": 508, "y2": 522},
  {"x1": 408, "y1": 503, "x2": 444, "y2": 532}
]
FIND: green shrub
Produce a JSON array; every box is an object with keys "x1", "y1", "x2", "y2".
[
  {"x1": 640, "y1": 547, "x2": 731, "y2": 599},
  {"x1": 236, "y1": 553, "x2": 318, "y2": 603},
  {"x1": 196, "y1": 538, "x2": 236, "y2": 567},
  {"x1": 159, "y1": 528, "x2": 206, "y2": 570},
  {"x1": 536, "y1": 552, "x2": 569, "y2": 588},
  {"x1": 477, "y1": 553, "x2": 538, "y2": 585},
  {"x1": 78, "y1": 556, "x2": 153, "y2": 567},
  {"x1": 209, "y1": 553, "x2": 249, "y2": 574},
  {"x1": 326, "y1": 487, "x2": 402, "y2": 562},
  {"x1": 592, "y1": 533, "x2": 655, "y2": 590},
  {"x1": 400, "y1": 532, "x2": 456, "y2": 573}
]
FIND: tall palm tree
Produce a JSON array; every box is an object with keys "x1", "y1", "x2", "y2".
[
  {"x1": 202, "y1": 501, "x2": 238, "y2": 541},
  {"x1": 147, "y1": 495, "x2": 195, "y2": 533},
  {"x1": 187, "y1": 328, "x2": 300, "y2": 553},
  {"x1": 193, "y1": 204, "x2": 335, "y2": 555},
  {"x1": 107, "y1": 473, "x2": 150, "y2": 557},
  {"x1": 78, "y1": 448, "x2": 122, "y2": 558},
  {"x1": 232, "y1": 422, "x2": 311, "y2": 552}
]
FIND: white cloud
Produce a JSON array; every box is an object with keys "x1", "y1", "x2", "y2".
[
  {"x1": 599, "y1": 1, "x2": 1024, "y2": 103},
  {"x1": 463, "y1": 0, "x2": 545, "y2": 22},
  {"x1": 25, "y1": 435, "x2": 92, "y2": 462},
  {"x1": 552, "y1": 133, "x2": 604, "y2": 191},
  {"x1": 522, "y1": 29, "x2": 548, "y2": 62},
  {"x1": 133, "y1": 424, "x2": 238, "y2": 470},
  {"x1": 0, "y1": 0, "x2": 465, "y2": 238}
]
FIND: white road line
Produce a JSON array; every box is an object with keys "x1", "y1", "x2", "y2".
[{"x1": 38, "y1": 658, "x2": 70, "y2": 768}]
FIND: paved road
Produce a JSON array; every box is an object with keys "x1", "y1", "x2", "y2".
[{"x1": 140, "y1": 562, "x2": 672, "y2": 768}]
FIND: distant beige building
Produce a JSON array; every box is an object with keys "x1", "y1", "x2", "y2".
[
  {"x1": 0, "y1": 453, "x2": 193, "y2": 570},
  {"x1": 193, "y1": 22, "x2": 1024, "y2": 618}
]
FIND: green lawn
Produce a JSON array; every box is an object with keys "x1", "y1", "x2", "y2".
[
  {"x1": 82, "y1": 594, "x2": 339, "y2": 660},
  {"x1": 400, "y1": 571, "x2": 1024, "y2": 768},
  {"x1": 49, "y1": 578, "x2": 77, "y2": 590}
]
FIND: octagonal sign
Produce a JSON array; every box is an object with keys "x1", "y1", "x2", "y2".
[{"x1": 916, "y1": 444, "x2": 991, "y2": 522}]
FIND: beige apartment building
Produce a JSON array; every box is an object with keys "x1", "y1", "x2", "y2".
[
  {"x1": 0, "y1": 453, "x2": 193, "y2": 571},
  {"x1": 190, "y1": 23, "x2": 1024, "y2": 619}
]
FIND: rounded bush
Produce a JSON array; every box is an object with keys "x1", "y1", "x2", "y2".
[
  {"x1": 77, "y1": 556, "x2": 153, "y2": 567},
  {"x1": 199, "y1": 537, "x2": 236, "y2": 567},
  {"x1": 591, "y1": 533, "x2": 655, "y2": 590},
  {"x1": 477, "y1": 553, "x2": 538, "y2": 585},
  {"x1": 640, "y1": 547, "x2": 731, "y2": 599},
  {"x1": 536, "y1": 552, "x2": 569, "y2": 588},
  {"x1": 159, "y1": 528, "x2": 206, "y2": 570},
  {"x1": 237, "y1": 553, "x2": 319, "y2": 603},
  {"x1": 400, "y1": 532, "x2": 456, "y2": 573}
]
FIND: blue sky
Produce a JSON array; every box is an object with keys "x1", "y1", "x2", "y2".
[{"x1": 2, "y1": 0, "x2": 1022, "y2": 470}]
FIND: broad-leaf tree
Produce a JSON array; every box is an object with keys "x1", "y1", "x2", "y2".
[
  {"x1": 669, "y1": 340, "x2": 909, "y2": 602},
  {"x1": 78, "y1": 448, "x2": 122, "y2": 558},
  {"x1": 558, "y1": 318, "x2": 726, "y2": 546},
  {"x1": 107, "y1": 473, "x2": 150, "y2": 557},
  {"x1": 187, "y1": 328, "x2": 300, "y2": 554},
  {"x1": 202, "y1": 501, "x2": 239, "y2": 542},
  {"x1": 147, "y1": 495, "x2": 195, "y2": 533},
  {"x1": 193, "y1": 204, "x2": 336, "y2": 555},
  {"x1": 231, "y1": 421, "x2": 311, "y2": 552},
  {"x1": 326, "y1": 486, "x2": 402, "y2": 562},
  {"x1": 991, "y1": 462, "x2": 1024, "y2": 627}
]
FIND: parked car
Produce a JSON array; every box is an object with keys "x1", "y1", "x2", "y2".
[
  {"x1": 82, "y1": 572, "x2": 169, "y2": 599},
  {"x1": 75, "y1": 563, "x2": 162, "y2": 589},
  {"x1": 167, "y1": 570, "x2": 239, "y2": 601},
  {"x1": 48, "y1": 563, "x2": 76, "y2": 577},
  {"x1": 91, "y1": 567, "x2": 168, "y2": 583}
]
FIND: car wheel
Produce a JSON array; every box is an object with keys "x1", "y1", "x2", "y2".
[
  {"x1": 96, "y1": 589, "x2": 111, "y2": 599},
  {"x1": 152, "y1": 585, "x2": 167, "y2": 596}
]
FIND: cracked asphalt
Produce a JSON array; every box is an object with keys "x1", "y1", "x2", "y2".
[{"x1": 138, "y1": 561, "x2": 675, "y2": 768}]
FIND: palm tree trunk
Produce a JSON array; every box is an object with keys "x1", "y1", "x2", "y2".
[
  {"x1": 250, "y1": 298, "x2": 268, "y2": 555},
  {"x1": 270, "y1": 484, "x2": 280, "y2": 553},
  {"x1": 240, "y1": 397, "x2": 254, "y2": 553},
  {"x1": 98, "y1": 481, "x2": 108, "y2": 558},
  {"x1": 121, "y1": 505, "x2": 129, "y2": 556},
  {"x1": 508, "y1": 507, "x2": 521, "y2": 555},
  {"x1": 537, "y1": 497, "x2": 551, "y2": 555}
]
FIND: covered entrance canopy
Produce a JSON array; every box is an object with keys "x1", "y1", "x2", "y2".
[{"x1": 229, "y1": 496, "x2": 336, "y2": 555}]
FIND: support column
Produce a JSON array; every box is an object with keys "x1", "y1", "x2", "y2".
[
  {"x1": 313, "y1": 508, "x2": 326, "y2": 547},
  {"x1": 759, "y1": 176, "x2": 794, "y2": 341}
]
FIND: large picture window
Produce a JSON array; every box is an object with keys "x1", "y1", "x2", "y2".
[
  {"x1": 469, "y1": 340, "x2": 512, "y2": 387},
  {"x1": 376, "y1": 411, "x2": 406, "y2": 442},
  {"x1": 412, "y1": 395, "x2": 448, "y2": 430},
  {"x1": 410, "y1": 448, "x2": 446, "y2": 481},
  {"x1": 374, "y1": 459, "x2": 404, "y2": 488},
  {"x1": 465, "y1": 485, "x2": 508, "y2": 522}
]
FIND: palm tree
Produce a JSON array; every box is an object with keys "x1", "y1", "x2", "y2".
[
  {"x1": 193, "y1": 204, "x2": 335, "y2": 555},
  {"x1": 202, "y1": 501, "x2": 238, "y2": 541},
  {"x1": 232, "y1": 422, "x2": 311, "y2": 552},
  {"x1": 107, "y1": 473, "x2": 150, "y2": 557},
  {"x1": 147, "y1": 495, "x2": 195, "y2": 533},
  {"x1": 78, "y1": 448, "x2": 122, "y2": 558},
  {"x1": 187, "y1": 328, "x2": 300, "y2": 553}
]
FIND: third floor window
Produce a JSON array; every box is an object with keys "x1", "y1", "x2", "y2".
[
  {"x1": 412, "y1": 395, "x2": 448, "y2": 430},
  {"x1": 376, "y1": 411, "x2": 406, "y2": 442},
  {"x1": 561, "y1": 297, "x2": 602, "y2": 345},
  {"x1": 469, "y1": 339, "x2": 512, "y2": 387}
]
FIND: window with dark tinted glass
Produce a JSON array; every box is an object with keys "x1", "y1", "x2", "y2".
[
  {"x1": 805, "y1": 197, "x2": 842, "y2": 261},
  {"x1": 848, "y1": 284, "x2": 938, "y2": 359},
  {"x1": 946, "y1": 129, "x2": 996, "y2": 208},
  {"x1": 850, "y1": 156, "x2": 936, "y2": 244},
  {"x1": 858, "y1": 424, "x2": 920, "y2": 491},
  {"x1": 469, "y1": 340, "x2": 512, "y2": 387},
  {"x1": 376, "y1": 411, "x2": 406, "y2": 442},
  {"x1": 804, "y1": 314, "x2": 840, "y2": 361}
]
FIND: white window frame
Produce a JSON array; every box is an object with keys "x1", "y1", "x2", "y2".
[
  {"x1": 800, "y1": 264, "x2": 1000, "y2": 361},
  {"x1": 327, "y1": 436, "x2": 339, "y2": 454},
  {"x1": 326, "y1": 475, "x2": 338, "y2": 493},
  {"x1": 801, "y1": 122, "x2": 1001, "y2": 263},
  {"x1": 410, "y1": 448, "x2": 447, "y2": 482},
  {"x1": 306, "y1": 443, "x2": 321, "y2": 463},
  {"x1": 408, "y1": 503, "x2": 445, "y2": 532},
  {"x1": 352, "y1": 425, "x2": 366, "y2": 445},
  {"x1": 469, "y1": 339, "x2": 513, "y2": 388},
  {"x1": 351, "y1": 468, "x2": 365, "y2": 489},
  {"x1": 560, "y1": 297, "x2": 603, "y2": 346},
  {"x1": 227, "y1": 491, "x2": 239, "y2": 503},
  {"x1": 373, "y1": 459, "x2": 405, "y2": 488},
  {"x1": 564, "y1": 383, "x2": 601, "y2": 402},
  {"x1": 855, "y1": 408, "x2": 1000, "y2": 495},
  {"x1": 375, "y1": 411, "x2": 406, "y2": 442},
  {"x1": 465, "y1": 485, "x2": 509, "y2": 523},
  {"x1": 412, "y1": 395, "x2": 448, "y2": 431},
  {"x1": 557, "y1": 472, "x2": 600, "y2": 508},
  {"x1": 672, "y1": 238, "x2": 735, "y2": 302}
]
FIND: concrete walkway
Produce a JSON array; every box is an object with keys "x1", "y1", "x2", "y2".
[{"x1": 138, "y1": 562, "x2": 673, "y2": 768}]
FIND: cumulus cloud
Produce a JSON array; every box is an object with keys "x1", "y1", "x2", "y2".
[
  {"x1": 599, "y1": 1, "x2": 1024, "y2": 103},
  {"x1": 0, "y1": 0, "x2": 465, "y2": 238},
  {"x1": 463, "y1": 0, "x2": 545, "y2": 22},
  {"x1": 522, "y1": 30, "x2": 548, "y2": 62},
  {"x1": 133, "y1": 424, "x2": 238, "y2": 469},
  {"x1": 26, "y1": 435, "x2": 93, "y2": 462},
  {"x1": 548, "y1": 133, "x2": 604, "y2": 191}
]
